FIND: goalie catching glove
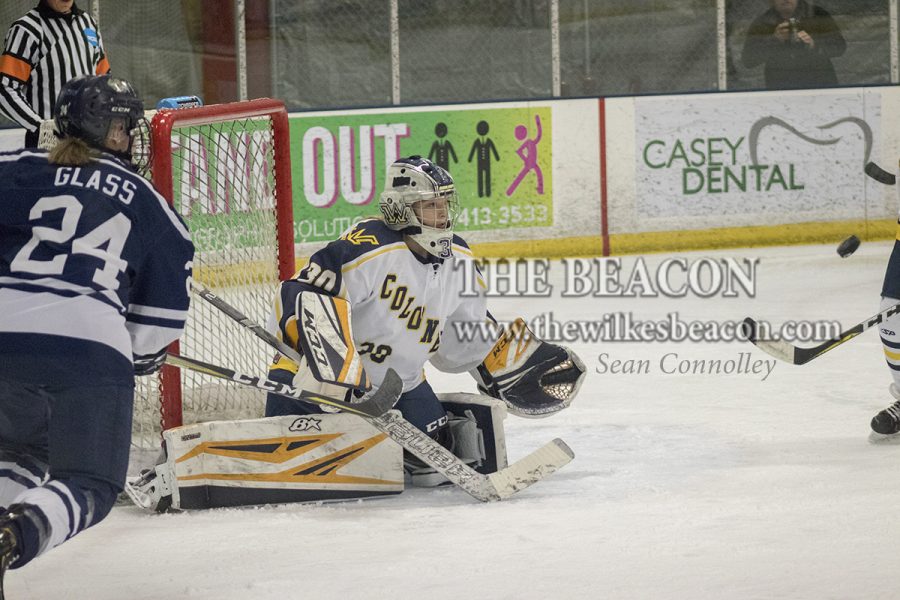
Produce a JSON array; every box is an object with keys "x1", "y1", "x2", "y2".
[{"x1": 472, "y1": 318, "x2": 585, "y2": 418}]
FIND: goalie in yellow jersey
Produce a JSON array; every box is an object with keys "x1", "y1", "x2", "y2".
[
  {"x1": 266, "y1": 156, "x2": 586, "y2": 486},
  {"x1": 130, "y1": 156, "x2": 584, "y2": 510}
]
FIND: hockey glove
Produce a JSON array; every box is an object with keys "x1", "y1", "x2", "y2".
[
  {"x1": 133, "y1": 348, "x2": 167, "y2": 376},
  {"x1": 472, "y1": 318, "x2": 585, "y2": 418},
  {"x1": 295, "y1": 291, "x2": 371, "y2": 390}
]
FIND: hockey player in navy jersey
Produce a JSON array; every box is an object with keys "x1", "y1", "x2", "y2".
[
  {"x1": 871, "y1": 241, "x2": 900, "y2": 437},
  {"x1": 0, "y1": 74, "x2": 193, "y2": 596},
  {"x1": 266, "y1": 156, "x2": 586, "y2": 485}
]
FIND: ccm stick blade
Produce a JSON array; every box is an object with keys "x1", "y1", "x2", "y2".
[
  {"x1": 742, "y1": 303, "x2": 900, "y2": 365},
  {"x1": 164, "y1": 353, "x2": 399, "y2": 418}
]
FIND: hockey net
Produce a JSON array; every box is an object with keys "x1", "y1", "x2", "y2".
[
  {"x1": 146, "y1": 99, "x2": 295, "y2": 448},
  {"x1": 40, "y1": 99, "x2": 296, "y2": 452}
]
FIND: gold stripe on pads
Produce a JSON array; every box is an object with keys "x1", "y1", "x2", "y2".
[{"x1": 883, "y1": 348, "x2": 900, "y2": 361}]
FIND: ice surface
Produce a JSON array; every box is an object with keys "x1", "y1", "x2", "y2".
[{"x1": 8, "y1": 242, "x2": 900, "y2": 600}]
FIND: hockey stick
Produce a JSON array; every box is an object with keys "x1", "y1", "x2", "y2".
[
  {"x1": 865, "y1": 161, "x2": 896, "y2": 185},
  {"x1": 742, "y1": 302, "x2": 900, "y2": 365},
  {"x1": 193, "y1": 286, "x2": 298, "y2": 364},
  {"x1": 163, "y1": 353, "x2": 399, "y2": 418},
  {"x1": 194, "y1": 287, "x2": 574, "y2": 501}
]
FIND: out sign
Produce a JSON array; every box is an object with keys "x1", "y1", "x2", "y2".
[{"x1": 302, "y1": 124, "x2": 409, "y2": 208}]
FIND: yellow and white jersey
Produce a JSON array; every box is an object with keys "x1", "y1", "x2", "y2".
[
  {"x1": 271, "y1": 219, "x2": 495, "y2": 393},
  {"x1": 270, "y1": 219, "x2": 495, "y2": 391}
]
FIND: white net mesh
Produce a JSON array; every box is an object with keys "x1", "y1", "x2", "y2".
[{"x1": 135, "y1": 110, "x2": 289, "y2": 449}]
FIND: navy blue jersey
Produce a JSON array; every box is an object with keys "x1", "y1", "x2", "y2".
[
  {"x1": 0, "y1": 149, "x2": 193, "y2": 383},
  {"x1": 883, "y1": 229, "x2": 900, "y2": 300}
]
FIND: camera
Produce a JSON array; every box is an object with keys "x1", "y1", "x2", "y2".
[{"x1": 788, "y1": 17, "x2": 800, "y2": 42}]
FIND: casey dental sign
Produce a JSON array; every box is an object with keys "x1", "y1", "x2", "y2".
[{"x1": 633, "y1": 91, "x2": 879, "y2": 219}]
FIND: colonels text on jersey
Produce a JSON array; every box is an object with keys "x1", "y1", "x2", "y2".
[{"x1": 272, "y1": 218, "x2": 495, "y2": 392}]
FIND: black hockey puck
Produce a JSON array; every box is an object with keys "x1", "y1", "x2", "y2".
[{"x1": 837, "y1": 235, "x2": 860, "y2": 258}]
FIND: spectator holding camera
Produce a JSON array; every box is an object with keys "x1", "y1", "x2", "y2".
[{"x1": 742, "y1": 0, "x2": 846, "y2": 90}]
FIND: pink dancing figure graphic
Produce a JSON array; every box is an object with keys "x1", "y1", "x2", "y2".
[{"x1": 506, "y1": 114, "x2": 543, "y2": 196}]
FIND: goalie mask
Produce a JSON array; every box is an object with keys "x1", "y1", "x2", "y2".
[
  {"x1": 379, "y1": 156, "x2": 459, "y2": 259},
  {"x1": 54, "y1": 74, "x2": 150, "y2": 172}
]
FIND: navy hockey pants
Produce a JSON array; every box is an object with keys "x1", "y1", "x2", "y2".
[{"x1": 0, "y1": 377, "x2": 133, "y2": 567}]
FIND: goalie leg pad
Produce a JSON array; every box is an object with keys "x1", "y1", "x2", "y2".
[
  {"x1": 439, "y1": 393, "x2": 508, "y2": 474},
  {"x1": 405, "y1": 394, "x2": 508, "y2": 487},
  {"x1": 135, "y1": 413, "x2": 403, "y2": 510}
]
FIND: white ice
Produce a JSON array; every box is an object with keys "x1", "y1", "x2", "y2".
[{"x1": 8, "y1": 241, "x2": 900, "y2": 600}]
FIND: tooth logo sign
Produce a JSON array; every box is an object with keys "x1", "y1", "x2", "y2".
[{"x1": 748, "y1": 116, "x2": 873, "y2": 167}]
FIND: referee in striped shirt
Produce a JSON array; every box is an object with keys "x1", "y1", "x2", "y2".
[{"x1": 0, "y1": 0, "x2": 109, "y2": 147}]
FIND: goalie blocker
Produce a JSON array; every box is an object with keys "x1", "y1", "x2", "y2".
[{"x1": 131, "y1": 394, "x2": 508, "y2": 510}]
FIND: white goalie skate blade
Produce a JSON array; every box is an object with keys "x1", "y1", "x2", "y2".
[{"x1": 122, "y1": 478, "x2": 153, "y2": 510}]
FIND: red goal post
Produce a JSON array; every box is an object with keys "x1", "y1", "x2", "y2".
[{"x1": 144, "y1": 98, "x2": 295, "y2": 444}]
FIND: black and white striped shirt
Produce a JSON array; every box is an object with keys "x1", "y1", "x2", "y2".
[{"x1": 0, "y1": 2, "x2": 109, "y2": 133}]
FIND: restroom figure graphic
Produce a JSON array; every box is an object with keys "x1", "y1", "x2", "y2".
[
  {"x1": 507, "y1": 114, "x2": 543, "y2": 196},
  {"x1": 467, "y1": 120, "x2": 500, "y2": 197},
  {"x1": 428, "y1": 122, "x2": 457, "y2": 171}
]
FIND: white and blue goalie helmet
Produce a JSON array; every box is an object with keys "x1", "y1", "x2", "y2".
[{"x1": 379, "y1": 156, "x2": 460, "y2": 259}]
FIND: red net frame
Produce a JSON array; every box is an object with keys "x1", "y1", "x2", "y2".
[{"x1": 149, "y1": 98, "x2": 295, "y2": 432}]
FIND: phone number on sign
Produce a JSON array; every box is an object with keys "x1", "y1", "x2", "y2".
[{"x1": 455, "y1": 204, "x2": 550, "y2": 228}]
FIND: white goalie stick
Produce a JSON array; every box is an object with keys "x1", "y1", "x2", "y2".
[
  {"x1": 194, "y1": 286, "x2": 575, "y2": 501},
  {"x1": 742, "y1": 302, "x2": 900, "y2": 365}
]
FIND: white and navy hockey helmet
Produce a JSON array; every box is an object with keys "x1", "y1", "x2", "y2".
[{"x1": 379, "y1": 156, "x2": 459, "y2": 259}]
